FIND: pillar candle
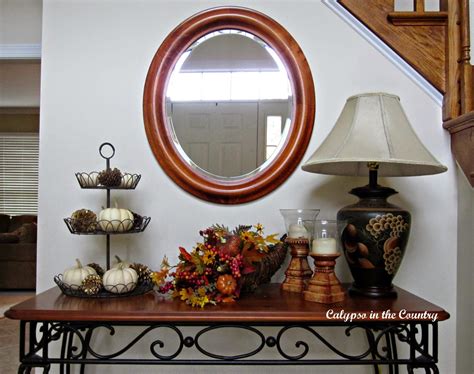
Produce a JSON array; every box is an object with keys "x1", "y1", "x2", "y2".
[
  {"x1": 312, "y1": 237, "x2": 337, "y2": 254},
  {"x1": 288, "y1": 223, "x2": 308, "y2": 238}
]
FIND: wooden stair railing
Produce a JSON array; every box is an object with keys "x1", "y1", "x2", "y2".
[
  {"x1": 388, "y1": 0, "x2": 448, "y2": 26},
  {"x1": 338, "y1": 0, "x2": 474, "y2": 187}
]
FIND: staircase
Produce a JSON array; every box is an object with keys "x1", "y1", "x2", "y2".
[{"x1": 339, "y1": 0, "x2": 473, "y2": 186}]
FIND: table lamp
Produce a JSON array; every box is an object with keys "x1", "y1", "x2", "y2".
[{"x1": 302, "y1": 93, "x2": 447, "y2": 298}]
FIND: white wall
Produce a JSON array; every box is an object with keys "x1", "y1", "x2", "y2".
[
  {"x1": 39, "y1": 1, "x2": 457, "y2": 373},
  {"x1": 0, "y1": 0, "x2": 42, "y2": 44}
]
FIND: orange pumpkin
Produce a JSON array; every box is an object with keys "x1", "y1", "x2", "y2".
[{"x1": 216, "y1": 274, "x2": 237, "y2": 295}]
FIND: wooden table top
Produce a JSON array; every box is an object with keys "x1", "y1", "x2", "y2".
[{"x1": 5, "y1": 284, "x2": 449, "y2": 323}]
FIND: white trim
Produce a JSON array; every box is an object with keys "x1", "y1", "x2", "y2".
[
  {"x1": 0, "y1": 44, "x2": 41, "y2": 60},
  {"x1": 322, "y1": 0, "x2": 442, "y2": 105}
]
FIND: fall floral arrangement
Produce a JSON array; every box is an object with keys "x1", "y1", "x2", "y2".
[{"x1": 152, "y1": 224, "x2": 281, "y2": 308}]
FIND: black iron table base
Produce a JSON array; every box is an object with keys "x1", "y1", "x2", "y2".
[{"x1": 17, "y1": 321, "x2": 440, "y2": 374}]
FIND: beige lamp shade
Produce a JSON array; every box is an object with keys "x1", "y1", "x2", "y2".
[{"x1": 302, "y1": 93, "x2": 447, "y2": 177}]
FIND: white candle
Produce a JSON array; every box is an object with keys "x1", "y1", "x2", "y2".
[
  {"x1": 288, "y1": 223, "x2": 308, "y2": 238},
  {"x1": 312, "y1": 238, "x2": 337, "y2": 254}
]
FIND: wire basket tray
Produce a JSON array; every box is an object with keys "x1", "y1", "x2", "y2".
[
  {"x1": 64, "y1": 216, "x2": 151, "y2": 235},
  {"x1": 75, "y1": 172, "x2": 141, "y2": 189},
  {"x1": 54, "y1": 274, "x2": 154, "y2": 298}
]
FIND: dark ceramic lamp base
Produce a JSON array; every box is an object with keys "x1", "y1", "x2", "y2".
[
  {"x1": 349, "y1": 284, "x2": 397, "y2": 298},
  {"x1": 338, "y1": 167, "x2": 411, "y2": 299},
  {"x1": 348, "y1": 265, "x2": 399, "y2": 298}
]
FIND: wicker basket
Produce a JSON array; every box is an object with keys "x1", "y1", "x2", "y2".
[{"x1": 241, "y1": 241, "x2": 288, "y2": 293}]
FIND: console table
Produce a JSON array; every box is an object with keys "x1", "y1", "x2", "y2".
[{"x1": 5, "y1": 284, "x2": 449, "y2": 373}]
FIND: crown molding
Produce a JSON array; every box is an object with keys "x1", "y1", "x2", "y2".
[{"x1": 0, "y1": 44, "x2": 41, "y2": 60}]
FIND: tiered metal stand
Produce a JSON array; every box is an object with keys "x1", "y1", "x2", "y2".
[
  {"x1": 57, "y1": 142, "x2": 152, "y2": 298},
  {"x1": 63, "y1": 142, "x2": 150, "y2": 270}
]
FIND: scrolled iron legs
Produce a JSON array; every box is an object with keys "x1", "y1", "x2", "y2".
[
  {"x1": 17, "y1": 321, "x2": 440, "y2": 372},
  {"x1": 18, "y1": 359, "x2": 50, "y2": 374},
  {"x1": 407, "y1": 364, "x2": 439, "y2": 373},
  {"x1": 17, "y1": 321, "x2": 53, "y2": 374}
]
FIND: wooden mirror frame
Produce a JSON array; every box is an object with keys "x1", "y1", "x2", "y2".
[{"x1": 143, "y1": 7, "x2": 315, "y2": 204}]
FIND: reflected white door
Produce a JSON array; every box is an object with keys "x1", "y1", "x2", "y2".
[
  {"x1": 257, "y1": 101, "x2": 290, "y2": 165},
  {"x1": 172, "y1": 102, "x2": 258, "y2": 177}
]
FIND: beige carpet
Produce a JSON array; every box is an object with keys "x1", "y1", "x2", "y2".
[
  {"x1": 0, "y1": 293, "x2": 34, "y2": 373},
  {"x1": 0, "y1": 303, "x2": 17, "y2": 318},
  {"x1": 0, "y1": 293, "x2": 34, "y2": 318},
  {"x1": 0, "y1": 318, "x2": 22, "y2": 373}
]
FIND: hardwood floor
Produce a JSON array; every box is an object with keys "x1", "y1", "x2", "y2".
[{"x1": 0, "y1": 291, "x2": 34, "y2": 373}]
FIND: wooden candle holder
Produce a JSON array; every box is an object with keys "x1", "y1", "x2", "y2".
[
  {"x1": 281, "y1": 238, "x2": 313, "y2": 293},
  {"x1": 303, "y1": 253, "x2": 345, "y2": 304}
]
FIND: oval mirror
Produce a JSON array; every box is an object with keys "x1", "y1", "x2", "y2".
[
  {"x1": 144, "y1": 7, "x2": 315, "y2": 204},
  {"x1": 167, "y1": 31, "x2": 293, "y2": 178}
]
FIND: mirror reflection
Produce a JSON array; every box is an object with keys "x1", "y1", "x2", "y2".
[{"x1": 166, "y1": 30, "x2": 293, "y2": 178}]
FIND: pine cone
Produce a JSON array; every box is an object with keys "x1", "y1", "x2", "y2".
[
  {"x1": 98, "y1": 168, "x2": 122, "y2": 187},
  {"x1": 131, "y1": 212, "x2": 143, "y2": 229},
  {"x1": 71, "y1": 209, "x2": 97, "y2": 233},
  {"x1": 130, "y1": 263, "x2": 152, "y2": 283},
  {"x1": 87, "y1": 263, "x2": 105, "y2": 277},
  {"x1": 80, "y1": 274, "x2": 103, "y2": 295}
]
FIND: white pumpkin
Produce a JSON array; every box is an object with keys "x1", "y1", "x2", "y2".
[
  {"x1": 98, "y1": 207, "x2": 134, "y2": 232},
  {"x1": 79, "y1": 172, "x2": 98, "y2": 187},
  {"x1": 120, "y1": 173, "x2": 136, "y2": 188},
  {"x1": 103, "y1": 264, "x2": 138, "y2": 294},
  {"x1": 112, "y1": 255, "x2": 131, "y2": 269},
  {"x1": 63, "y1": 259, "x2": 97, "y2": 287}
]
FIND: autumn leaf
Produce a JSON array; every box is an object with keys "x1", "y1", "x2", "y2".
[
  {"x1": 241, "y1": 243, "x2": 266, "y2": 264},
  {"x1": 191, "y1": 252, "x2": 205, "y2": 274},
  {"x1": 151, "y1": 268, "x2": 168, "y2": 285},
  {"x1": 264, "y1": 234, "x2": 280, "y2": 244},
  {"x1": 179, "y1": 288, "x2": 192, "y2": 301},
  {"x1": 160, "y1": 256, "x2": 170, "y2": 270},
  {"x1": 179, "y1": 247, "x2": 192, "y2": 261}
]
